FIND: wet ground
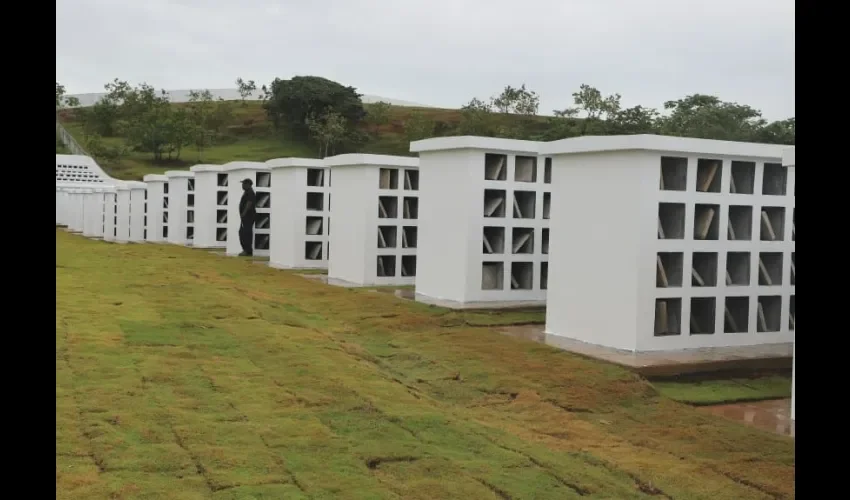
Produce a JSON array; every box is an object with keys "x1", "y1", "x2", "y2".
[{"x1": 698, "y1": 399, "x2": 794, "y2": 437}]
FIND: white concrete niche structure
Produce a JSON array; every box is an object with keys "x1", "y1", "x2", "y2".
[
  {"x1": 222, "y1": 162, "x2": 272, "y2": 257},
  {"x1": 409, "y1": 137, "x2": 549, "y2": 308},
  {"x1": 56, "y1": 189, "x2": 69, "y2": 226},
  {"x1": 103, "y1": 189, "x2": 117, "y2": 242},
  {"x1": 782, "y1": 146, "x2": 795, "y2": 424},
  {"x1": 165, "y1": 171, "x2": 195, "y2": 246},
  {"x1": 65, "y1": 190, "x2": 83, "y2": 232},
  {"x1": 188, "y1": 164, "x2": 226, "y2": 249},
  {"x1": 143, "y1": 175, "x2": 168, "y2": 243},
  {"x1": 127, "y1": 181, "x2": 147, "y2": 242},
  {"x1": 115, "y1": 185, "x2": 131, "y2": 243},
  {"x1": 541, "y1": 134, "x2": 794, "y2": 351},
  {"x1": 267, "y1": 158, "x2": 330, "y2": 269},
  {"x1": 82, "y1": 189, "x2": 104, "y2": 238},
  {"x1": 325, "y1": 154, "x2": 420, "y2": 286}
]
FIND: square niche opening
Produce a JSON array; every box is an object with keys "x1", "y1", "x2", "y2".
[
  {"x1": 401, "y1": 256, "x2": 416, "y2": 277},
  {"x1": 306, "y1": 193, "x2": 323, "y2": 212},
  {"x1": 696, "y1": 159, "x2": 722, "y2": 192},
  {"x1": 726, "y1": 252, "x2": 750, "y2": 286},
  {"x1": 760, "y1": 207, "x2": 785, "y2": 241},
  {"x1": 789, "y1": 295, "x2": 795, "y2": 331},
  {"x1": 402, "y1": 226, "x2": 417, "y2": 248},
  {"x1": 484, "y1": 189, "x2": 506, "y2": 218},
  {"x1": 378, "y1": 196, "x2": 397, "y2": 218},
  {"x1": 758, "y1": 252, "x2": 783, "y2": 286},
  {"x1": 306, "y1": 216, "x2": 323, "y2": 235},
  {"x1": 544, "y1": 158, "x2": 552, "y2": 184},
  {"x1": 485, "y1": 153, "x2": 507, "y2": 181},
  {"x1": 379, "y1": 168, "x2": 398, "y2": 190},
  {"x1": 377, "y1": 255, "x2": 396, "y2": 277},
  {"x1": 690, "y1": 297, "x2": 716, "y2": 335},
  {"x1": 256, "y1": 172, "x2": 271, "y2": 188},
  {"x1": 791, "y1": 252, "x2": 795, "y2": 286},
  {"x1": 692, "y1": 252, "x2": 718, "y2": 287},
  {"x1": 724, "y1": 297, "x2": 749, "y2": 333},
  {"x1": 510, "y1": 262, "x2": 533, "y2": 290},
  {"x1": 542, "y1": 228, "x2": 549, "y2": 254},
  {"x1": 730, "y1": 161, "x2": 755, "y2": 194},
  {"x1": 540, "y1": 262, "x2": 548, "y2": 290},
  {"x1": 404, "y1": 170, "x2": 419, "y2": 190},
  {"x1": 727, "y1": 205, "x2": 752, "y2": 240},
  {"x1": 377, "y1": 225, "x2": 397, "y2": 248},
  {"x1": 656, "y1": 252, "x2": 683, "y2": 288},
  {"x1": 482, "y1": 262, "x2": 504, "y2": 290},
  {"x1": 403, "y1": 197, "x2": 418, "y2": 219},
  {"x1": 307, "y1": 168, "x2": 325, "y2": 187},
  {"x1": 762, "y1": 163, "x2": 787, "y2": 196},
  {"x1": 512, "y1": 191, "x2": 536, "y2": 219},
  {"x1": 217, "y1": 209, "x2": 228, "y2": 224},
  {"x1": 658, "y1": 203, "x2": 685, "y2": 239},
  {"x1": 483, "y1": 226, "x2": 505, "y2": 254},
  {"x1": 512, "y1": 227, "x2": 534, "y2": 254},
  {"x1": 543, "y1": 192, "x2": 551, "y2": 219},
  {"x1": 757, "y1": 296, "x2": 782, "y2": 332},
  {"x1": 694, "y1": 204, "x2": 720, "y2": 240},
  {"x1": 659, "y1": 157, "x2": 687, "y2": 191},
  {"x1": 654, "y1": 298, "x2": 682, "y2": 336},
  {"x1": 305, "y1": 241, "x2": 323, "y2": 260},
  {"x1": 514, "y1": 156, "x2": 537, "y2": 182}
]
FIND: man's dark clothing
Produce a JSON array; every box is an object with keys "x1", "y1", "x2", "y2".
[{"x1": 238, "y1": 188, "x2": 256, "y2": 255}]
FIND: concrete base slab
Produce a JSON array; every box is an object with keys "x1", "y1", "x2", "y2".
[{"x1": 415, "y1": 293, "x2": 546, "y2": 310}]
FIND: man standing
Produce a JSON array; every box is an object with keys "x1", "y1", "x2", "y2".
[{"x1": 238, "y1": 178, "x2": 256, "y2": 257}]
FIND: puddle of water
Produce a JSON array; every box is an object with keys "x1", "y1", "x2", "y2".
[{"x1": 698, "y1": 399, "x2": 794, "y2": 437}]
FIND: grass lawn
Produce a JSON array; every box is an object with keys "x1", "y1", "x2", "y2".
[
  {"x1": 651, "y1": 375, "x2": 792, "y2": 406},
  {"x1": 56, "y1": 230, "x2": 794, "y2": 499}
]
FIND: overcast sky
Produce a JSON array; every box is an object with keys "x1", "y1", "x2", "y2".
[{"x1": 56, "y1": 0, "x2": 795, "y2": 120}]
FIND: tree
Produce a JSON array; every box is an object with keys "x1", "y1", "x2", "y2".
[
  {"x1": 306, "y1": 109, "x2": 348, "y2": 158},
  {"x1": 264, "y1": 76, "x2": 365, "y2": 139},
  {"x1": 458, "y1": 98, "x2": 494, "y2": 135},
  {"x1": 609, "y1": 105, "x2": 659, "y2": 134},
  {"x1": 404, "y1": 111, "x2": 435, "y2": 144},
  {"x1": 186, "y1": 90, "x2": 216, "y2": 161},
  {"x1": 235, "y1": 77, "x2": 256, "y2": 105},
  {"x1": 571, "y1": 84, "x2": 622, "y2": 135},
  {"x1": 659, "y1": 94, "x2": 767, "y2": 141},
  {"x1": 754, "y1": 117, "x2": 795, "y2": 145},
  {"x1": 367, "y1": 101, "x2": 392, "y2": 127},
  {"x1": 491, "y1": 84, "x2": 540, "y2": 115},
  {"x1": 56, "y1": 82, "x2": 66, "y2": 108}
]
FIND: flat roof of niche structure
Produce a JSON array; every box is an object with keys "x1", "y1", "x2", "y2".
[
  {"x1": 189, "y1": 164, "x2": 224, "y2": 173},
  {"x1": 782, "y1": 147, "x2": 795, "y2": 167},
  {"x1": 165, "y1": 170, "x2": 195, "y2": 178},
  {"x1": 323, "y1": 153, "x2": 419, "y2": 168},
  {"x1": 124, "y1": 181, "x2": 147, "y2": 189},
  {"x1": 143, "y1": 174, "x2": 168, "y2": 182},
  {"x1": 220, "y1": 161, "x2": 269, "y2": 172},
  {"x1": 539, "y1": 134, "x2": 786, "y2": 159},
  {"x1": 266, "y1": 157, "x2": 326, "y2": 169},
  {"x1": 410, "y1": 136, "x2": 541, "y2": 154}
]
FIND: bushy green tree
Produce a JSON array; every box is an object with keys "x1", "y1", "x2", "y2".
[{"x1": 264, "y1": 76, "x2": 365, "y2": 139}]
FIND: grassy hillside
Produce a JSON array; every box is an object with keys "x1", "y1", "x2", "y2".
[
  {"x1": 56, "y1": 230, "x2": 794, "y2": 499},
  {"x1": 57, "y1": 102, "x2": 548, "y2": 180}
]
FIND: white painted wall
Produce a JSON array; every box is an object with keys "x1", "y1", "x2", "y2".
[
  {"x1": 410, "y1": 137, "x2": 549, "y2": 307},
  {"x1": 82, "y1": 190, "x2": 102, "y2": 238},
  {"x1": 326, "y1": 154, "x2": 419, "y2": 286},
  {"x1": 165, "y1": 171, "x2": 193, "y2": 246},
  {"x1": 268, "y1": 159, "x2": 330, "y2": 269},
  {"x1": 542, "y1": 135, "x2": 795, "y2": 351},
  {"x1": 189, "y1": 165, "x2": 225, "y2": 249},
  {"x1": 128, "y1": 182, "x2": 146, "y2": 242},
  {"x1": 222, "y1": 162, "x2": 270, "y2": 256},
  {"x1": 103, "y1": 191, "x2": 117, "y2": 242},
  {"x1": 115, "y1": 186, "x2": 131, "y2": 243},
  {"x1": 783, "y1": 146, "x2": 795, "y2": 422},
  {"x1": 143, "y1": 175, "x2": 167, "y2": 243}
]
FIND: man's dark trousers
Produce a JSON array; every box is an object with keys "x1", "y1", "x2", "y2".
[{"x1": 239, "y1": 217, "x2": 255, "y2": 255}]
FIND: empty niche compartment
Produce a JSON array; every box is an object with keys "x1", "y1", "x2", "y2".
[
  {"x1": 378, "y1": 196, "x2": 398, "y2": 218},
  {"x1": 305, "y1": 241, "x2": 323, "y2": 260},
  {"x1": 162, "y1": 212, "x2": 169, "y2": 223},
  {"x1": 511, "y1": 227, "x2": 534, "y2": 254},
  {"x1": 540, "y1": 262, "x2": 548, "y2": 290},
  {"x1": 164, "y1": 184, "x2": 169, "y2": 194},
  {"x1": 379, "y1": 168, "x2": 398, "y2": 189},
  {"x1": 760, "y1": 207, "x2": 785, "y2": 241},
  {"x1": 544, "y1": 158, "x2": 552, "y2": 184},
  {"x1": 757, "y1": 296, "x2": 781, "y2": 332},
  {"x1": 307, "y1": 168, "x2": 324, "y2": 187},
  {"x1": 378, "y1": 225, "x2": 397, "y2": 248},
  {"x1": 163, "y1": 227, "x2": 168, "y2": 238},
  {"x1": 217, "y1": 191, "x2": 228, "y2": 206},
  {"x1": 217, "y1": 173, "x2": 228, "y2": 187},
  {"x1": 307, "y1": 192, "x2": 324, "y2": 211},
  {"x1": 758, "y1": 252, "x2": 783, "y2": 286},
  {"x1": 543, "y1": 193, "x2": 551, "y2": 219},
  {"x1": 656, "y1": 252, "x2": 683, "y2": 288},
  {"x1": 187, "y1": 211, "x2": 195, "y2": 224},
  {"x1": 188, "y1": 194, "x2": 195, "y2": 207},
  {"x1": 404, "y1": 170, "x2": 419, "y2": 190},
  {"x1": 690, "y1": 297, "x2": 716, "y2": 335},
  {"x1": 187, "y1": 178, "x2": 195, "y2": 191},
  {"x1": 696, "y1": 159, "x2": 722, "y2": 192},
  {"x1": 510, "y1": 262, "x2": 534, "y2": 290},
  {"x1": 694, "y1": 204, "x2": 720, "y2": 240},
  {"x1": 514, "y1": 156, "x2": 537, "y2": 182},
  {"x1": 402, "y1": 226, "x2": 417, "y2": 248},
  {"x1": 254, "y1": 234, "x2": 270, "y2": 250},
  {"x1": 483, "y1": 226, "x2": 505, "y2": 254},
  {"x1": 791, "y1": 252, "x2": 797, "y2": 286},
  {"x1": 403, "y1": 197, "x2": 418, "y2": 219},
  {"x1": 217, "y1": 209, "x2": 228, "y2": 224},
  {"x1": 401, "y1": 256, "x2": 416, "y2": 277},
  {"x1": 216, "y1": 227, "x2": 227, "y2": 241},
  {"x1": 726, "y1": 252, "x2": 751, "y2": 286},
  {"x1": 306, "y1": 216, "x2": 324, "y2": 235},
  {"x1": 724, "y1": 297, "x2": 749, "y2": 333},
  {"x1": 542, "y1": 228, "x2": 549, "y2": 254},
  {"x1": 256, "y1": 192, "x2": 271, "y2": 209},
  {"x1": 691, "y1": 252, "x2": 718, "y2": 287},
  {"x1": 484, "y1": 153, "x2": 507, "y2": 181},
  {"x1": 163, "y1": 197, "x2": 169, "y2": 209},
  {"x1": 659, "y1": 157, "x2": 687, "y2": 191},
  {"x1": 789, "y1": 295, "x2": 795, "y2": 330},
  {"x1": 654, "y1": 298, "x2": 682, "y2": 336},
  {"x1": 658, "y1": 203, "x2": 685, "y2": 239},
  {"x1": 482, "y1": 262, "x2": 504, "y2": 290},
  {"x1": 513, "y1": 191, "x2": 535, "y2": 219},
  {"x1": 255, "y1": 214, "x2": 270, "y2": 229},
  {"x1": 727, "y1": 205, "x2": 753, "y2": 240},
  {"x1": 484, "y1": 190, "x2": 506, "y2": 218},
  {"x1": 187, "y1": 227, "x2": 194, "y2": 240},
  {"x1": 792, "y1": 209, "x2": 795, "y2": 241},
  {"x1": 256, "y1": 172, "x2": 271, "y2": 188},
  {"x1": 762, "y1": 163, "x2": 787, "y2": 196},
  {"x1": 730, "y1": 161, "x2": 755, "y2": 194},
  {"x1": 377, "y1": 255, "x2": 396, "y2": 277}
]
